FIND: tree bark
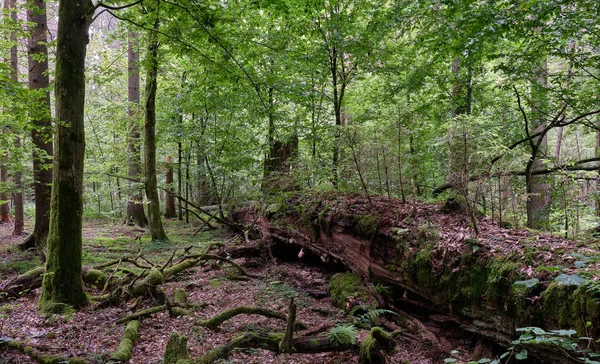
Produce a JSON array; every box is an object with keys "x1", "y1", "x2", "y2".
[
  {"x1": 38, "y1": 0, "x2": 93, "y2": 313},
  {"x1": 125, "y1": 31, "x2": 148, "y2": 228},
  {"x1": 143, "y1": 11, "x2": 167, "y2": 241},
  {"x1": 20, "y1": 0, "x2": 53, "y2": 250},
  {"x1": 165, "y1": 155, "x2": 176, "y2": 218},
  {"x1": 526, "y1": 60, "x2": 550, "y2": 230},
  {"x1": 7, "y1": 0, "x2": 23, "y2": 236}
]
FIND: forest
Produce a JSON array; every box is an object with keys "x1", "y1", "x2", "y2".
[{"x1": 0, "y1": 0, "x2": 600, "y2": 362}]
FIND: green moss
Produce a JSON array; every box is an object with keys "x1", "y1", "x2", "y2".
[
  {"x1": 359, "y1": 327, "x2": 395, "y2": 364},
  {"x1": 163, "y1": 332, "x2": 189, "y2": 364},
  {"x1": 83, "y1": 269, "x2": 106, "y2": 289},
  {"x1": 173, "y1": 288, "x2": 188, "y2": 307},
  {"x1": 356, "y1": 214, "x2": 379, "y2": 239},
  {"x1": 328, "y1": 273, "x2": 376, "y2": 310},
  {"x1": 541, "y1": 282, "x2": 600, "y2": 336},
  {"x1": 111, "y1": 320, "x2": 140, "y2": 361}
]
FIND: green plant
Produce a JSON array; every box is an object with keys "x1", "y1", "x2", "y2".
[
  {"x1": 327, "y1": 324, "x2": 357, "y2": 346},
  {"x1": 351, "y1": 307, "x2": 397, "y2": 328}
]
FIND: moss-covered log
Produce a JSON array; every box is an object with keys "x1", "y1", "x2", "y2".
[
  {"x1": 0, "y1": 338, "x2": 87, "y2": 363},
  {"x1": 110, "y1": 320, "x2": 140, "y2": 361},
  {"x1": 166, "y1": 331, "x2": 357, "y2": 364},
  {"x1": 195, "y1": 306, "x2": 306, "y2": 330},
  {"x1": 235, "y1": 193, "x2": 600, "y2": 363}
]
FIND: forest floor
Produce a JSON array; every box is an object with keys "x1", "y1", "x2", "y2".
[{"x1": 0, "y1": 217, "x2": 472, "y2": 364}]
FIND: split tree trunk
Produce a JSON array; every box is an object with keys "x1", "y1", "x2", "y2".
[{"x1": 38, "y1": 0, "x2": 94, "y2": 313}]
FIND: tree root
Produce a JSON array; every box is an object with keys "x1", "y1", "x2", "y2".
[
  {"x1": 0, "y1": 338, "x2": 87, "y2": 363},
  {"x1": 0, "y1": 267, "x2": 108, "y2": 301},
  {"x1": 110, "y1": 320, "x2": 140, "y2": 361},
  {"x1": 195, "y1": 305, "x2": 307, "y2": 331},
  {"x1": 117, "y1": 305, "x2": 167, "y2": 324}
]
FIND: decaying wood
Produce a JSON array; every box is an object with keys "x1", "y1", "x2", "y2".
[
  {"x1": 0, "y1": 338, "x2": 86, "y2": 363},
  {"x1": 233, "y1": 195, "x2": 596, "y2": 364}
]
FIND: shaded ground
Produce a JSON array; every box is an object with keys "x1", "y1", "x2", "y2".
[{"x1": 0, "y1": 218, "x2": 472, "y2": 363}]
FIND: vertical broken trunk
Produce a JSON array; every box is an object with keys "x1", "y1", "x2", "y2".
[
  {"x1": 125, "y1": 31, "x2": 148, "y2": 228},
  {"x1": 526, "y1": 60, "x2": 550, "y2": 230},
  {"x1": 143, "y1": 9, "x2": 167, "y2": 241},
  {"x1": 20, "y1": 0, "x2": 53, "y2": 250},
  {"x1": 164, "y1": 155, "x2": 176, "y2": 218},
  {"x1": 38, "y1": 0, "x2": 94, "y2": 313}
]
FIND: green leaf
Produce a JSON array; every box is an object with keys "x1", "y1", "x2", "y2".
[
  {"x1": 549, "y1": 329, "x2": 577, "y2": 337},
  {"x1": 515, "y1": 349, "x2": 528, "y2": 360},
  {"x1": 444, "y1": 359, "x2": 457, "y2": 363},
  {"x1": 513, "y1": 278, "x2": 539, "y2": 288},
  {"x1": 555, "y1": 274, "x2": 587, "y2": 286}
]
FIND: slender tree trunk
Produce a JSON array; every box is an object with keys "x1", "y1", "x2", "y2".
[
  {"x1": 165, "y1": 155, "x2": 176, "y2": 218},
  {"x1": 526, "y1": 60, "x2": 550, "y2": 230},
  {"x1": 0, "y1": 0, "x2": 12, "y2": 224},
  {"x1": 38, "y1": 0, "x2": 93, "y2": 313},
  {"x1": 8, "y1": 0, "x2": 23, "y2": 235},
  {"x1": 143, "y1": 13, "x2": 167, "y2": 241},
  {"x1": 125, "y1": 31, "x2": 148, "y2": 228},
  {"x1": 20, "y1": 0, "x2": 53, "y2": 250}
]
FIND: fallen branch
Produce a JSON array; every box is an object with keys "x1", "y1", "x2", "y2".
[
  {"x1": 110, "y1": 320, "x2": 140, "y2": 361},
  {"x1": 195, "y1": 305, "x2": 306, "y2": 330},
  {"x1": 0, "y1": 338, "x2": 86, "y2": 363}
]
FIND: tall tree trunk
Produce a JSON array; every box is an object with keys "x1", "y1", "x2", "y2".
[
  {"x1": 20, "y1": 0, "x2": 53, "y2": 250},
  {"x1": 143, "y1": 13, "x2": 167, "y2": 241},
  {"x1": 38, "y1": 0, "x2": 93, "y2": 313},
  {"x1": 0, "y1": 0, "x2": 14, "y2": 225},
  {"x1": 164, "y1": 155, "x2": 176, "y2": 218},
  {"x1": 0, "y1": 164, "x2": 10, "y2": 223},
  {"x1": 7, "y1": 0, "x2": 23, "y2": 236},
  {"x1": 125, "y1": 31, "x2": 148, "y2": 228},
  {"x1": 526, "y1": 60, "x2": 550, "y2": 230}
]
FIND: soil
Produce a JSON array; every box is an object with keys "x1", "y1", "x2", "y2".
[{"x1": 0, "y1": 218, "x2": 474, "y2": 364}]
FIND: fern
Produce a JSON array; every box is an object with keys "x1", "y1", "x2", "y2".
[
  {"x1": 354, "y1": 309, "x2": 397, "y2": 328},
  {"x1": 328, "y1": 324, "x2": 357, "y2": 346}
]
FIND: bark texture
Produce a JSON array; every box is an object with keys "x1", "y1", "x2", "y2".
[
  {"x1": 527, "y1": 60, "x2": 550, "y2": 230},
  {"x1": 143, "y1": 12, "x2": 167, "y2": 241},
  {"x1": 21, "y1": 0, "x2": 53, "y2": 250},
  {"x1": 38, "y1": 0, "x2": 93, "y2": 313},
  {"x1": 165, "y1": 155, "x2": 176, "y2": 218},
  {"x1": 125, "y1": 31, "x2": 148, "y2": 228}
]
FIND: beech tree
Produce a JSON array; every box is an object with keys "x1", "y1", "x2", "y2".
[
  {"x1": 20, "y1": 0, "x2": 53, "y2": 250},
  {"x1": 38, "y1": 0, "x2": 94, "y2": 313},
  {"x1": 143, "y1": 1, "x2": 168, "y2": 241}
]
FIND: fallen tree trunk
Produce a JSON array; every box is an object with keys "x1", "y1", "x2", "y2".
[{"x1": 235, "y1": 193, "x2": 598, "y2": 363}]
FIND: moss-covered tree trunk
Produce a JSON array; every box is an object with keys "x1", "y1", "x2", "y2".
[
  {"x1": 125, "y1": 30, "x2": 148, "y2": 228},
  {"x1": 20, "y1": 0, "x2": 53, "y2": 251},
  {"x1": 143, "y1": 11, "x2": 167, "y2": 241},
  {"x1": 38, "y1": 0, "x2": 93, "y2": 313}
]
